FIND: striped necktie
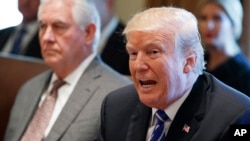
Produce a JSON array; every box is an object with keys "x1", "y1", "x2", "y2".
[{"x1": 150, "y1": 110, "x2": 169, "y2": 141}]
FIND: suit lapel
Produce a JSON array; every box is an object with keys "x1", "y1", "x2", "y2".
[
  {"x1": 18, "y1": 71, "x2": 52, "y2": 139},
  {"x1": 46, "y1": 58, "x2": 102, "y2": 140},
  {"x1": 126, "y1": 102, "x2": 151, "y2": 141},
  {"x1": 167, "y1": 74, "x2": 207, "y2": 141},
  {"x1": 0, "y1": 27, "x2": 15, "y2": 50}
]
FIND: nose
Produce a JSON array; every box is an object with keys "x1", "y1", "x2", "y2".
[
  {"x1": 133, "y1": 53, "x2": 149, "y2": 71},
  {"x1": 207, "y1": 20, "x2": 215, "y2": 30},
  {"x1": 40, "y1": 27, "x2": 55, "y2": 42}
]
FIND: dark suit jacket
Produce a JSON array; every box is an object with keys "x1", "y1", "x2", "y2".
[
  {"x1": 100, "y1": 22, "x2": 130, "y2": 75},
  {"x1": 99, "y1": 72, "x2": 250, "y2": 141},
  {"x1": 206, "y1": 53, "x2": 250, "y2": 95},
  {"x1": 0, "y1": 26, "x2": 42, "y2": 59}
]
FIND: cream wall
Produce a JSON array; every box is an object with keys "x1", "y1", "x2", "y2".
[{"x1": 115, "y1": 0, "x2": 145, "y2": 24}]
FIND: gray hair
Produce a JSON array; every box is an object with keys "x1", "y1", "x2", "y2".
[
  {"x1": 38, "y1": 0, "x2": 101, "y2": 52},
  {"x1": 123, "y1": 7, "x2": 205, "y2": 74}
]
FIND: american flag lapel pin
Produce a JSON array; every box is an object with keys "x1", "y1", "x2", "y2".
[{"x1": 182, "y1": 123, "x2": 191, "y2": 133}]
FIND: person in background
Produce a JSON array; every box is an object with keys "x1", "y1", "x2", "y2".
[
  {"x1": 0, "y1": 0, "x2": 42, "y2": 59},
  {"x1": 93, "y1": 0, "x2": 130, "y2": 75},
  {"x1": 198, "y1": 0, "x2": 250, "y2": 95},
  {"x1": 98, "y1": 6, "x2": 250, "y2": 141},
  {"x1": 4, "y1": 0, "x2": 131, "y2": 140}
]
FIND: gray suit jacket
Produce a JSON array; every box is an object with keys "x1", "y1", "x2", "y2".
[
  {"x1": 99, "y1": 72, "x2": 250, "y2": 141},
  {"x1": 4, "y1": 57, "x2": 131, "y2": 141}
]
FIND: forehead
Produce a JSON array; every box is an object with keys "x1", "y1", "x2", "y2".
[
  {"x1": 39, "y1": 0, "x2": 73, "y2": 21},
  {"x1": 201, "y1": 3, "x2": 226, "y2": 15},
  {"x1": 126, "y1": 31, "x2": 174, "y2": 49}
]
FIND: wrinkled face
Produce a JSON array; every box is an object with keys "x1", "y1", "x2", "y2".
[
  {"x1": 126, "y1": 31, "x2": 187, "y2": 109},
  {"x1": 39, "y1": 1, "x2": 86, "y2": 70},
  {"x1": 198, "y1": 3, "x2": 233, "y2": 50},
  {"x1": 18, "y1": 0, "x2": 40, "y2": 22}
]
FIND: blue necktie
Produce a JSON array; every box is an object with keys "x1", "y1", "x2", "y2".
[
  {"x1": 150, "y1": 110, "x2": 169, "y2": 141},
  {"x1": 11, "y1": 27, "x2": 26, "y2": 54}
]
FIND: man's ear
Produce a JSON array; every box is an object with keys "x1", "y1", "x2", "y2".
[
  {"x1": 84, "y1": 23, "x2": 96, "y2": 46},
  {"x1": 183, "y1": 54, "x2": 197, "y2": 73}
]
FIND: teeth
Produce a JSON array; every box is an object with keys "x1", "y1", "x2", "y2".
[{"x1": 142, "y1": 84, "x2": 154, "y2": 88}]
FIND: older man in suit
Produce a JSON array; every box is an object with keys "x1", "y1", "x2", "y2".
[
  {"x1": 4, "y1": 0, "x2": 131, "y2": 141},
  {"x1": 98, "y1": 7, "x2": 250, "y2": 141},
  {"x1": 0, "y1": 0, "x2": 42, "y2": 59}
]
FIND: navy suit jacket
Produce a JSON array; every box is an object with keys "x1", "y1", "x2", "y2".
[
  {"x1": 99, "y1": 72, "x2": 250, "y2": 141},
  {"x1": 0, "y1": 26, "x2": 42, "y2": 59},
  {"x1": 100, "y1": 22, "x2": 130, "y2": 75}
]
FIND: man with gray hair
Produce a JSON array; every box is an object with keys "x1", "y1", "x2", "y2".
[
  {"x1": 98, "y1": 6, "x2": 250, "y2": 141},
  {"x1": 4, "y1": 0, "x2": 131, "y2": 140}
]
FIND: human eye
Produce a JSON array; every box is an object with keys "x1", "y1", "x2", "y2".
[
  {"x1": 39, "y1": 22, "x2": 47, "y2": 34},
  {"x1": 147, "y1": 48, "x2": 161, "y2": 59},
  {"x1": 199, "y1": 15, "x2": 207, "y2": 21},
  {"x1": 127, "y1": 49, "x2": 137, "y2": 60},
  {"x1": 52, "y1": 22, "x2": 69, "y2": 34},
  {"x1": 213, "y1": 15, "x2": 222, "y2": 22},
  {"x1": 39, "y1": 22, "x2": 46, "y2": 29},
  {"x1": 151, "y1": 49, "x2": 160, "y2": 54}
]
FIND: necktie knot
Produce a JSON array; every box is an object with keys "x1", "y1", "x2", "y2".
[
  {"x1": 21, "y1": 79, "x2": 65, "y2": 141},
  {"x1": 150, "y1": 110, "x2": 169, "y2": 141},
  {"x1": 19, "y1": 27, "x2": 27, "y2": 34},
  {"x1": 155, "y1": 110, "x2": 169, "y2": 123},
  {"x1": 50, "y1": 79, "x2": 66, "y2": 94}
]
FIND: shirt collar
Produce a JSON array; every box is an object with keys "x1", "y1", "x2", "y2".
[
  {"x1": 151, "y1": 88, "x2": 191, "y2": 124},
  {"x1": 18, "y1": 20, "x2": 38, "y2": 34},
  {"x1": 50, "y1": 52, "x2": 97, "y2": 86}
]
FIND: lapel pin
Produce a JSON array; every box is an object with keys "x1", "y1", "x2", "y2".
[{"x1": 182, "y1": 123, "x2": 191, "y2": 133}]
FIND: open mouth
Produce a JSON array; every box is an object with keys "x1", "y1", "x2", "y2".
[{"x1": 139, "y1": 80, "x2": 157, "y2": 88}]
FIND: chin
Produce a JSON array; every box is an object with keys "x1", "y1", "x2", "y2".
[
  {"x1": 204, "y1": 40, "x2": 217, "y2": 46},
  {"x1": 138, "y1": 93, "x2": 159, "y2": 107},
  {"x1": 44, "y1": 57, "x2": 59, "y2": 66}
]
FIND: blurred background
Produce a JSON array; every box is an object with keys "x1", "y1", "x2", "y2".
[
  {"x1": 1, "y1": 0, "x2": 250, "y2": 63},
  {"x1": 0, "y1": 0, "x2": 23, "y2": 29},
  {"x1": 0, "y1": 0, "x2": 144, "y2": 30}
]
